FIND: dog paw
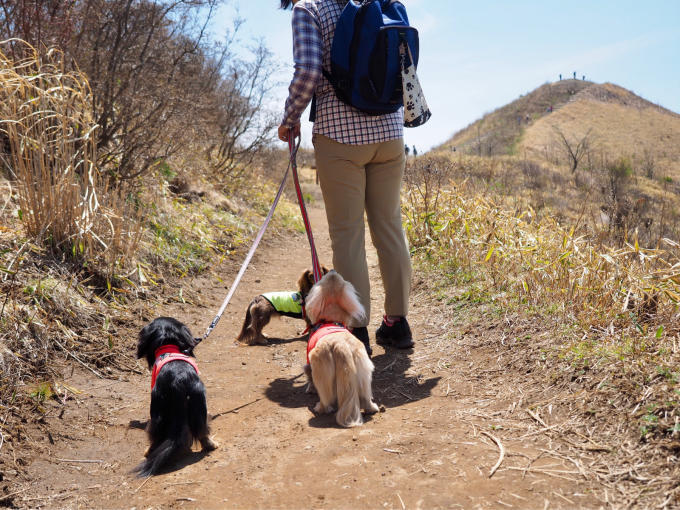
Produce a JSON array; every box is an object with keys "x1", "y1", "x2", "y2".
[
  {"x1": 364, "y1": 401, "x2": 381, "y2": 415},
  {"x1": 313, "y1": 402, "x2": 334, "y2": 414},
  {"x1": 143, "y1": 445, "x2": 152, "y2": 458},
  {"x1": 201, "y1": 436, "x2": 219, "y2": 451}
]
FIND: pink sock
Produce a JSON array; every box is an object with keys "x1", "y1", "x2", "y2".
[{"x1": 383, "y1": 315, "x2": 402, "y2": 326}]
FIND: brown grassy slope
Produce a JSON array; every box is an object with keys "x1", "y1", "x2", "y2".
[
  {"x1": 441, "y1": 81, "x2": 680, "y2": 169},
  {"x1": 432, "y1": 81, "x2": 680, "y2": 245},
  {"x1": 439, "y1": 79, "x2": 594, "y2": 155},
  {"x1": 520, "y1": 83, "x2": 680, "y2": 178}
]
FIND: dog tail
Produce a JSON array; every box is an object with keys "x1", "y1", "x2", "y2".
[
  {"x1": 354, "y1": 345, "x2": 379, "y2": 414},
  {"x1": 236, "y1": 303, "x2": 254, "y2": 344},
  {"x1": 133, "y1": 436, "x2": 184, "y2": 478},
  {"x1": 335, "y1": 341, "x2": 363, "y2": 428},
  {"x1": 133, "y1": 384, "x2": 206, "y2": 477}
]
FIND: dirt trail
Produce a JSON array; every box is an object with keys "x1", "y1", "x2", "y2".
[{"x1": 20, "y1": 171, "x2": 601, "y2": 509}]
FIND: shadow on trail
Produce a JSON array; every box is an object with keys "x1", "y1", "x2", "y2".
[
  {"x1": 132, "y1": 450, "x2": 211, "y2": 478},
  {"x1": 264, "y1": 347, "x2": 440, "y2": 419},
  {"x1": 265, "y1": 374, "x2": 380, "y2": 429},
  {"x1": 263, "y1": 333, "x2": 308, "y2": 345},
  {"x1": 265, "y1": 372, "x2": 310, "y2": 410},
  {"x1": 127, "y1": 420, "x2": 212, "y2": 476},
  {"x1": 307, "y1": 410, "x2": 377, "y2": 428},
  {"x1": 160, "y1": 450, "x2": 211, "y2": 474},
  {"x1": 370, "y1": 349, "x2": 440, "y2": 408},
  {"x1": 129, "y1": 419, "x2": 147, "y2": 430}
]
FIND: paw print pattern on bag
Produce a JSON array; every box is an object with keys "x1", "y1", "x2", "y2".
[{"x1": 400, "y1": 42, "x2": 431, "y2": 127}]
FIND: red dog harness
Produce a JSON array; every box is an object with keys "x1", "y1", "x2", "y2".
[
  {"x1": 306, "y1": 322, "x2": 347, "y2": 364},
  {"x1": 150, "y1": 345, "x2": 199, "y2": 389}
]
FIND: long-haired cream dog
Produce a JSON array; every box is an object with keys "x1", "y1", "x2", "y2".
[{"x1": 304, "y1": 271, "x2": 380, "y2": 427}]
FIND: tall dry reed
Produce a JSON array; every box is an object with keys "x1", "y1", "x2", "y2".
[{"x1": 0, "y1": 40, "x2": 141, "y2": 278}]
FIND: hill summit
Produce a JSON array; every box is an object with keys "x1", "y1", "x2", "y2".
[{"x1": 439, "y1": 80, "x2": 680, "y2": 165}]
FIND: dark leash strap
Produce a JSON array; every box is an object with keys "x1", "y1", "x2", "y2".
[
  {"x1": 195, "y1": 137, "x2": 300, "y2": 343},
  {"x1": 288, "y1": 133, "x2": 323, "y2": 283}
]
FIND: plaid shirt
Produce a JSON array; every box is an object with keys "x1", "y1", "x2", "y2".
[{"x1": 282, "y1": 0, "x2": 403, "y2": 145}]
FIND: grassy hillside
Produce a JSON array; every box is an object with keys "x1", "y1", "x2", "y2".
[
  {"x1": 441, "y1": 81, "x2": 680, "y2": 170},
  {"x1": 432, "y1": 80, "x2": 680, "y2": 247},
  {"x1": 520, "y1": 84, "x2": 680, "y2": 179},
  {"x1": 439, "y1": 79, "x2": 594, "y2": 156}
]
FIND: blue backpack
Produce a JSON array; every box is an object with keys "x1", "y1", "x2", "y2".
[{"x1": 322, "y1": 0, "x2": 419, "y2": 116}]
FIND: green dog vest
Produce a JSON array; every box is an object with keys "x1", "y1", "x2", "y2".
[{"x1": 262, "y1": 291, "x2": 303, "y2": 319}]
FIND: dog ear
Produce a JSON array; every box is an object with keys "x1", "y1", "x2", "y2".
[
  {"x1": 337, "y1": 278, "x2": 365, "y2": 325},
  {"x1": 176, "y1": 322, "x2": 197, "y2": 356},
  {"x1": 298, "y1": 268, "x2": 319, "y2": 297},
  {"x1": 297, "y1": 269, "x2": 312, "y2": 294},
  {"x1": 303, "y1": 282, "x2": 325, "y2": 325},
  {"x1": 137, "y1": 321, "x2": 158, "y2": 368}
]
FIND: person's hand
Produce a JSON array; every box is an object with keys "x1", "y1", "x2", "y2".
[{"x1": 278, "y1": 122, "x2": 300, "y2": 142}]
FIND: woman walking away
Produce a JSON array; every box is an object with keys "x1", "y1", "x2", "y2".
[{"x1": 278, "y1": 0, "x2": 415, "y2": 355}]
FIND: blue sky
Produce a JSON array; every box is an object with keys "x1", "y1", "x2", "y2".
[{"x1": 214, "y1": 0, "x2": 680, "y2": 152}]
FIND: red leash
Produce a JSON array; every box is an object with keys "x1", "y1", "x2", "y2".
[{"x1": 289, "y1": 133, "x2": 323, "y2": 283}]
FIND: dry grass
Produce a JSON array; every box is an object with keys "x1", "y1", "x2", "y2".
[
  {"x1": 405, "y1": 173, "x2": 680, "y2": 330},
  {"x1": 0, "y1": 42, "x2": 146, "y2": 481},
  {"x1": 404, "y1": 159, "x2": 680, "y2": 506},
  {"x1": 425, "y1": 147, "x2": 680, "y2": 248},
  {"x1": 0, "y1": 40, "x2": 142, "y2": 278}
]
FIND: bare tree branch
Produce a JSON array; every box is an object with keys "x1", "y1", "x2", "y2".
[{"x1": 553, "y1": 126, "x2": 593, "y2": 173}]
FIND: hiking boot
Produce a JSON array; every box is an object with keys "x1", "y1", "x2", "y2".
[
  {"x1": 351, "y1": 327, "x2": 372, "y2": 356},
  {"x1": 375, "y1": 317, "x2": 414, "y2": 349}
]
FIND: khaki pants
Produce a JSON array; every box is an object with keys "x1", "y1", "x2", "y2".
[{"x1": 312, "y1": 134, "x2": 411, "y2": 327}]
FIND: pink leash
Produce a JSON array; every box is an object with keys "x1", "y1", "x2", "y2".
[
  {"x1": 196, "y1": 137, "x2": 297, "y2": 342},
  {"x1": 196, "y1": 132, "x2": 322, "y2": 343}
]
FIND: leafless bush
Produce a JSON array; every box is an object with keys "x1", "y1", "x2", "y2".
[
  {"x1": 404, "y1": 155, "x2": 455, "y2": 246},
  {"x1": 595, "y1": 156, "x2": 658, "y2": 245},
  {"x1": 520, "y1": 159, "x2": 547, "y2": 190},
  {"x1": 295, "y1": 147, "x2": 316, "y2": 170},
  {"x1": 69, "y1": 0, "x2": 223, "y2": 180},
  {"x1": 554, "y1": 126, "x2": 593, "y2": 173},
  {"x1": 207, "y1": 42, "x2": 280, "y2": 178},
  {"x1": 0, "y1": 0, "x2": 278, "y2": 184},
  {"x1": 637, "y1": 147, "x2": 656, "y2": 180},
  {"x1": 0, "y1": 0, "x2": 75, "y2": 55}
]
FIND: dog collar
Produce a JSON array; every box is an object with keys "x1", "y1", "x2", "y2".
[
  {"x1": 309, "y1": 321, "x2": 345, "y2": 334},
  {"x1": 154, "y1": 344, "x2": 182, "y2": 358},
  {"x1": 307, "y1": 322, "x2": 347, "y2": 364},
  {"x1": 151, "y1": 345, "x2": 199, "y2": 389}
]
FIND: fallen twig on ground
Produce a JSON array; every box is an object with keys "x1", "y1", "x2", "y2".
[{"x1": 480, "y1": 430, "x2": 505, "y2": 478}]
